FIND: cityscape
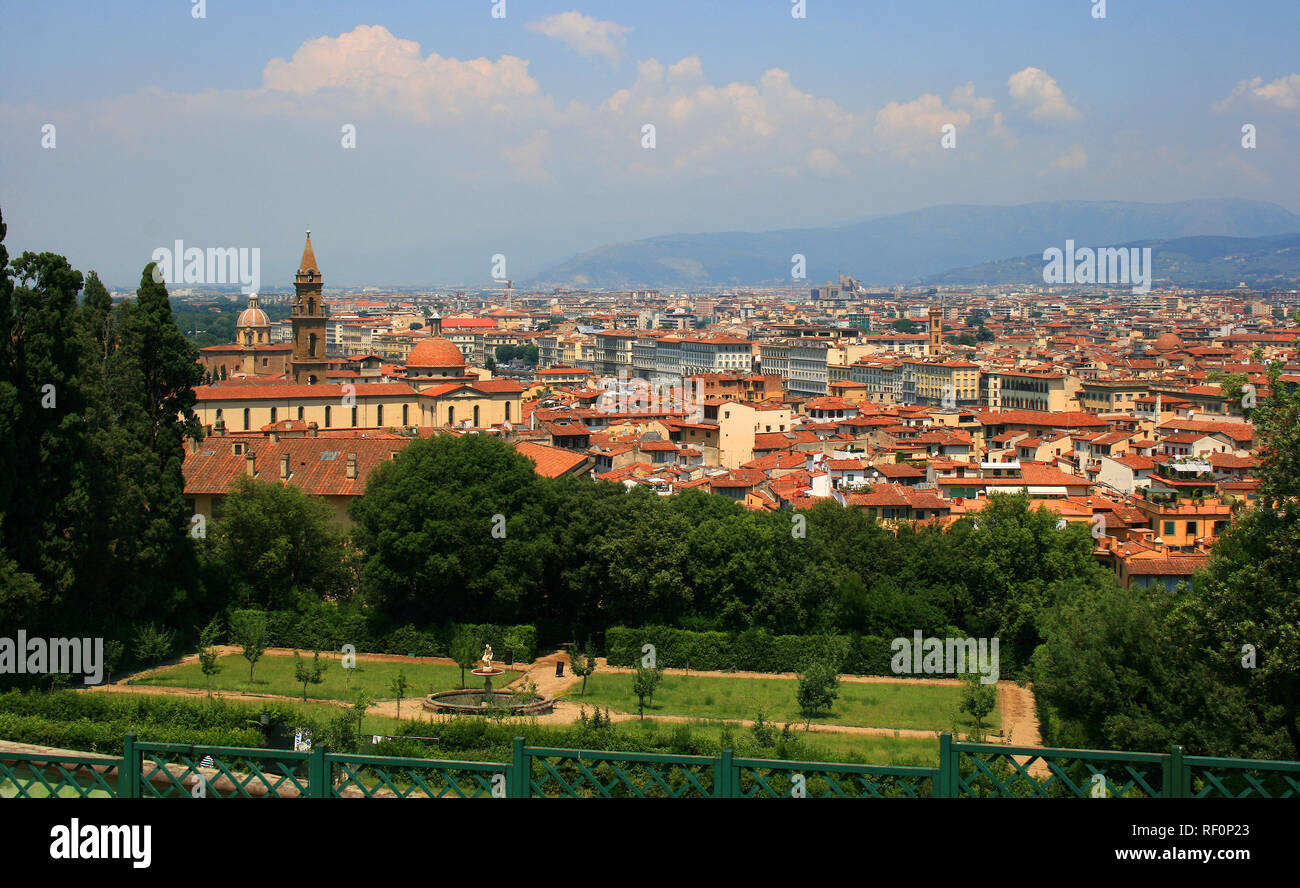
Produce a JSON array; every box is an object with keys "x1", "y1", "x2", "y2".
[{"x1": 1, "y1": 0, "x2": 1297, "y2": 868}]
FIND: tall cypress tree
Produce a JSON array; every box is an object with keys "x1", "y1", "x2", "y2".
[
  {"x1": 4, "y1": 250, "x2": 87, "y2": 601},
  {"x1": 97, "y1": 262, "x2": 204, "y2": 624}
]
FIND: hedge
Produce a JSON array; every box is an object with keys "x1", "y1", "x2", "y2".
[
  {"x1": 224, "y1": 609, "x2": 538, "y2": 663},
  {"x1": 604, "y1": 626, "x2": 900, "y2": 675}
]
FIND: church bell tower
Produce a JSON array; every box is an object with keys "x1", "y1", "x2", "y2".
[{"x1": 290, "y1": 230, "x2": 329, "y2": 385}]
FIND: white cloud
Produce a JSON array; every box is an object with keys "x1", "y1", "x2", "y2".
[
  {"x1": 259, "y1": 25, "x2": 543, "y2": 122},
  {"x1": 806, "y1": 147, "x2": 847, "y2": 177},
  {"x1": 1008, "y1": 67, "x2": 1081, "y2": 123},
  {"x1": 1051, "y1": 145, "x2": 1088, "y2": 171},
  {"x1": 502, "y1": 129, "x2": 552, "y2": 182},
  {"x1": 1213, "y1": 74, "x2": 1300, "y2": 112},
  {"x1": 527, "y1": 11, "x2": 632, "y2": 63},
  {"x1": 872, "y1": 84, "x2": 1003, "y2": 158}
]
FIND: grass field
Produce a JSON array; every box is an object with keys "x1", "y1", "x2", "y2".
[
  {"x1": 562, "y1": 672, "x2": 1000, "y2": 733},
  {"x1": 143, "y1": 653, "x2": 519, "y2": 703},
  {"x1": 607, "y1": 717, "x2": 941, "y2": 766}
]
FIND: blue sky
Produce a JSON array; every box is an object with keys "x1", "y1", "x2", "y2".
[{"x1": 2, "y1": 0, "x2": 1298, "y2": 287}]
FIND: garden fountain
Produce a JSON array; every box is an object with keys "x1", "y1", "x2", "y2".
[{"x1": 423, "y1": 644, "x2": 553, "y2": 716}]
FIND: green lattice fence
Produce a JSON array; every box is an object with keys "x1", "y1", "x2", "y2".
[
  {"x1": 328, "y1": 752, "x2": 506, "y2": 798},
  {"x1": 523, "y1": 743, "x2": 717, "y2": 797},
  {"x1": 731, "y1": 754, "x2": 938, "y2": 798},
  {"x1": 949, "y1": 737, "x2": 1168, "y2": 798},
  {"x1": 0, "y1": 751, "x2": 119, "y2": 798},
  {"x1": 1185, "y1": 755, "x2": 1300, "y2": 798},
  {"x1": 2, "y1": 732, "x2": 1298, "y2": 798},
  {"x1": 135, "y1": 740, "x2": 313, "y2": 798}
]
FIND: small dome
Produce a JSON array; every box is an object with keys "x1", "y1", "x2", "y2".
[
  {"x1": 406, "y1": 336, "x2": 466, "y2": 370},
  {"x1": 237, "y1": 306, "x2": 269, "y2": 327},
  {"x1": 1154, "y1": 332, "x2": 1183, "y2": 350}
]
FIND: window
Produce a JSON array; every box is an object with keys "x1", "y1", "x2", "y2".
[
  {"x1": 448, "y1": 406, "x2": 455, "y2": 426},
  {"x1": 1164, "y1": 521, "x2": 1176, "y2": 536},
  {"x1": 297, "y1": 406, "x2": 304, "y2": 421},
  {"x1": 270, "y1": 407, "x2": 277, "y2": 423},
  {"x1": 473, "y1": 405, "x2": 480, "y2": 427},
  {"x1": 351, "y1": 407, "x2": 357, "y2": 427},
  {"x1": 376, "y1": 405, "x2": 383, "y2": 426},
  {"x1": 402, "y1": 404, "x2": 409, "y2": 426},
  {"x1": 243, "y1": 408, "x2": 250, "y2": 430},
  {"x1": 505, "y1": 402, "x2": 511, "y2": 422},
  {"x1": 1186, "y1": 521, "x2": 1197, "y2": 536},
  {"x1": 325, "y1": 405, "x2": 331, "y2": 427}
]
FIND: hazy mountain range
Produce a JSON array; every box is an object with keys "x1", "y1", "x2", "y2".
[{"x1": 528, "y1": 199, "x2": 1300, "y2": 289}]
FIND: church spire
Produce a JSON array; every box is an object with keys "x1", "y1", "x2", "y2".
[{"x1": 297, "y1": 229, "x2": 319, "y2": 276}]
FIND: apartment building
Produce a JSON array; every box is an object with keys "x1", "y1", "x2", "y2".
[
  {"x1": 982, "y1": 370, "x2": 1076, "y2": 412},
  {"x1": 902, "y1": 359, "x2": 980, "y2": 407},
  {"x1": 1078, "y1": 379, "x2": 1149, "y2": 414}
]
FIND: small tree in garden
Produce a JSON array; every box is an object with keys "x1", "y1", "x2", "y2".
[
  {"x1": 960, "y1": 672, "x2": 998, "y2": 741},
  {"x1": 389, "y1": 669, "x2": 411, "y2": 719},
  {"x1": 632, "y1": 666, "x2": 662, "y2": 719},
  {"x1": 796, "y1": 656, "x2": 840, "y2": 730},
  {"x1": 231, "y1": 610, "x2": 268, "y2": 683},
  {"x1": 102, "y1": 640, "x2": 125, "y2": 684},
  {"x1": 569, "y1": 640, "x2": 597, "y2": 696},
  {"x1": 295, "y1": 650, "x2": 324, "y2": 701},
  {"x1": 133, "y1": 623, "x2": 175, "y2": 681},
  {"x1": 198, "y1": 618, "x2": 223, "y2": 697},
  {"x1": 450, "y1": 627, "x2": 479, "y2": 689}
]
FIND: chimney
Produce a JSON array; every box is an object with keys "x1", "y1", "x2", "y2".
[
  {"x1": 307, "y1": 421, "x2": 319, "y2": 437},
  {"x1": 245, "y1": 450, "x2": 256, "y2": 477},
  {"x1": 214, "y1": 416, "x2": 226, "y2": 437},
  {"x1": 346, "y1": 452, "x2": 357, "y2": 480},
  {"x1": 280, "y1": 453, "x2": 290, "y2": 481}
]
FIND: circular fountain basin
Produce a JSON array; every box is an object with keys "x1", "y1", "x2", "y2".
[{"x1": 423, "y1": 689, "x2": 553, "y2": 715}]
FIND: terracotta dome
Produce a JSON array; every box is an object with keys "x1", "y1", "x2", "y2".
[
  {"x1": 406, "y1": 336, "x2": 466, "y2": 370},
  {"x1": 237, "y1": 305, "x2": 269, "y2": 327},
  {"x1": 1153, "y1": 332, "x2": 1183, "y2": 350}
]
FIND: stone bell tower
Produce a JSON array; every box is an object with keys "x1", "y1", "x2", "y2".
[{"x1": 290, "y1": 230, "x2": 329, "y2": 385}]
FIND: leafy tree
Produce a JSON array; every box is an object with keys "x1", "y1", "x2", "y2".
[
  {"x1": 796, "y1": 653, "x2": 840, "y2": 728},
  {"x1": 351, "y1": 691, "x2": 374, "y2": 742},
  {"x1": 198, "y1": 618, "x2": 223, "y2": 697},
  {"x1": 449, "y1": 627, "x2": 480, "y2": 689},
  {"x1": 1167, "y1": 363, "x2": 1300, "y2": 757},
  {"x1": 231, "y1": 609, "x2": 268, "y2": 683},
  {"x1": 133, "y1": 623, "x2": 175, "y2": 681},
  {"x1": 960, "y1": 672, "x2": 998, "y2": 741},
  {"x1": 1, "y1": 249, "x2": 87, "y2": 604},
  {"x1": 569, "y1": 640, "x2": 597, "y2": 696},
  {"x1": 349, "y1": 434, "x2": 553, "y2": 624},
  {"x1": 294, "y1": 650, "x2": 325, "y2": 701},
  {"x1": 102, "y1": 640, "x2": 125, "y2": 685},
  {"x1": 202, "y1": 476, "x2": 354, "y2": 610},
  {"x1": 389, "y1": 669, "x2": 411, "y2": 719},
  {"x1": 632, "y1": 666, "x2": 662, "y2": 718},
  {"x1": 889, "y1": 318, "x2": 920, "y2": 334}
]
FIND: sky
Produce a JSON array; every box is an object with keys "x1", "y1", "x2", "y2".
[{"x1": 2, "y1": 0, "x2": 1298, "y2": 288}]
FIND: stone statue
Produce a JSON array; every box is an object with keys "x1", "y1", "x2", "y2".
[{"x1": 481, "y1": 644, "x2": 493, "y2": 671}]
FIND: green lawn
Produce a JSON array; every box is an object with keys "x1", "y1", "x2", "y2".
[
  {"x1": 143, "y1": 653, "x2": 519, "y2": 704},
  {"x1": 609, "y1": 717, "x2": 941, "y2": 767},
  {"x1": 563, "y1": 672, "x2": 1001, "y2": 733}
]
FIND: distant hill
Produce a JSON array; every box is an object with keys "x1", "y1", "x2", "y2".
[
  {"x1": 923, "y1": 233, "x2": 1300, "y2": 289},
  {"x1": 528, "y1": 199, "x2": 1300, "y2": 288}
]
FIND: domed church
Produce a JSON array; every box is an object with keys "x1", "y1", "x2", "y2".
[{"x1": 402, "y1": 313, "x2": 477, "y2": 386}]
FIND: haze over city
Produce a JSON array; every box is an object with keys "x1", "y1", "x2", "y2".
[{"x1": 3, "y1": 0, "x2": 1299, "y2": 286}]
